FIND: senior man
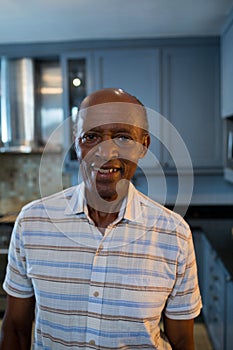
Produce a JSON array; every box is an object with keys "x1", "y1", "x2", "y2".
[{"x1": 0, "y1": 88, "x2": 202, "y2": 349}]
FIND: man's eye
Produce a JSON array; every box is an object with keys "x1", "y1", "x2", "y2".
[
  {"x1": 114, "y1": 135, "x2": 135, "y2": 146},
  {"x1": 81, "y1": 133, "x2": 98, "y2": 143}
]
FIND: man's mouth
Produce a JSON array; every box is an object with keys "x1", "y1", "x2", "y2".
[{"x1": 93, "y1": 167, "x2": 121, "y2": 174}]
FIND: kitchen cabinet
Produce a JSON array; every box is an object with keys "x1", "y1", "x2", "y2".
[
  {"x1": 192, "y1": 230, "x2": 209, "y2": 310},
  {"x1": 93, "y1": 48, "x2": 161, "y2": 170},
  {"x1": 0, "y1": 38, "x2": 222, "y2": 173},
  {"x1": 61, "y1": 51, "x2": 95, "y2": 170},
  {"x1": 94, "y1": 48, "x2": 161, "y2": 111},
  {"x1": 225, "y1": 279, "x2": 233, "y2": 349},
  {"x1": 221, "y1": 17, "x2": 233, "y2": 118},
  {"x1": 193, "y1": 231, "x2": 233, "y2": 350},
  {"x1": 93, "y1": 46, "x2": 222, "y2": 172},
  {"x1": 57, "y1": 41, "x2": 222, "y2": 173},
  {"x1": 162, "y1": 46, "x2": 222, "y2": 170},
  {"x1": 204, "y1": 244, "x2": 225, "y2": 350}
]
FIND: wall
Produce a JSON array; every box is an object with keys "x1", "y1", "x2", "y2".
[{"x1": 0, "y1": 153, "x2": 71, "y2": 215}]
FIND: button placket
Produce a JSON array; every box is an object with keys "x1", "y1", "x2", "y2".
[{"x1": 86, "y1": 242, "x2": 108, "y2": 347}]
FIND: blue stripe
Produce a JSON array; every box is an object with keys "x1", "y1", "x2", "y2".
[
  {"x1": 38, "y1": 319, "x2": 148, "y2": 338},
  {"x1": 6, "y1": 279, "x2": 33, "y2": 292},
  {"x1": 22, "y1": 231, "x2": 92, "y2": 239},
  {"x1": 23, "y1": 231, "x2": 64, "y2": 238},
  {"x1": 30, "y1": 204, "x2": 65, "y2": 211},
  {"x1": 37, "y1": 291, "x2": 159, "y2": 309},
  {"x1": 27, "y1": 259, "x2": 174, "y2": 279},
  {"x1": 28, "y1": 259, "x2": 92, "y2": 269}
]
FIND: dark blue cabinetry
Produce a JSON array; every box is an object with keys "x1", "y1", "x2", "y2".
[
  {"x1": 221, "y1": 15, "x2": 233, "y2": 118},
  {"x1": 89, "y1": 44, "x2": 222, "y2": 172},
  {"x1": 193, "y1": 231, "x2": 233, "y2": 350}
]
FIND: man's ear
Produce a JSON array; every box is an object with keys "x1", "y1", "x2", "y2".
[{"x1": 139, "y1": 134, "x2": 150, "y2": 159}]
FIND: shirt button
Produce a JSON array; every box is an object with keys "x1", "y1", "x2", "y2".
[
  {"x1": 89, "y1": 339, "x2": 96, "y2": 345},
  {"x1": 98, "y1": 244, "x2": 104, "y2": 251},
  {"x1": 93, "y1": 291, "x2": 99, "y2": 297},
  {"x1": 96, "y1": 244, "x2": 104, "y2": 255}
]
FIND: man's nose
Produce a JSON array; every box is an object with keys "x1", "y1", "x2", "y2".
[{"x1": 95, "y1": 139, "x2": 119, "y2": 160}]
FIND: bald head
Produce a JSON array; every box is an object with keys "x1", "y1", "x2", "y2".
[
  {"x1": 80, "y1": 88, "x2": 144, "y2": 109},
  {"x1": 79, "y1": 88, "x2": 148, "y2": 131}
]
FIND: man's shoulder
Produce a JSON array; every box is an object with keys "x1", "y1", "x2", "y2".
[
  {"x1": 19, "y1": 185, "x2": 78, "y2": 218},
  {"x1": 135, "y1": 189, "x2": 190, "y2": 235}
]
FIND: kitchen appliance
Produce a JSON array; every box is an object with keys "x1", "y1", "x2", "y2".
[
  {"x1": 0, "y1": 58, "x2": 35, "y2": 152},
  {"x1": 0, "y1": 57, "x2": 63, "y2": 153}
]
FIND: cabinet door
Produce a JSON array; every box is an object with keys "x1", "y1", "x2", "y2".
[
  {"x1": 94, "y1": 48, "x2": 160, "y2": 111},
  {"x1": 94, "y1": 48, "x2": 161, "y2": 170},
  {"x1": 198, "y1": 234, "x2": 212, "y2": 318},
  {"x1": 162, "y1": 46, "x2": 222, "y2": 169},
  {"x1": 192, "y1": 231, "x2": 207, "y2": 306},
  {"x1": 207, "y1": 255, "x2": 226, "y2": 350},
  {"x1": 61, "y1": 51, "x2": 95, "y2": 171},
  {"x1": 221, "y1": 21, "x2": 233, "y2": 118},
  {"x1": 226, "y1": 280, "x2": 233, "y2": 350}
]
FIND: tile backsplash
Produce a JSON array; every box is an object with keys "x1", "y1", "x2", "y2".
[{"x1": 0, "y1": 152, "x2": 71, "y2": 215}]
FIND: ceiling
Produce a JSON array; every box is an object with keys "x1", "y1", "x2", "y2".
[{"x1": 0, "y1": 0, "x2": 233, "y2": 44}]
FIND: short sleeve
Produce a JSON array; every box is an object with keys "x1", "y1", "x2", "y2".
[
  {"x1": 3, "y1": 214, "x2": 34, "y2": 298},
  {"x1": 164, "y1": 230, "x2": 202, "y2": 320}
]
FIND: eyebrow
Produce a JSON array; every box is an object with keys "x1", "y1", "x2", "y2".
[{"x1": 88, "y1": 125, "x2": 140, "y2": 133}]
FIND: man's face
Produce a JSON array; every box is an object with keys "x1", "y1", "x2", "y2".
[{"x1": 76, "y1": 102, "x2": 150, "y2": 202}]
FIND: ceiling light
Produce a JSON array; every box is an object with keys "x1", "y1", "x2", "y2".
[{"x1": 73, "y1": 77, "x2": 82, "y2": 87}]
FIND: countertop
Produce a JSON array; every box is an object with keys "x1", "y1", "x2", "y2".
[{"x1": 0, "y1": 213, "x2": 17, "y2": 224}]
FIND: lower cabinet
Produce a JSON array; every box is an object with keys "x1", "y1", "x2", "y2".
[
  {"x1": 204, "y1": 247, "x2": 226, "y2": 350},
  {"x1": 193, "y1": 231, "x2": 233, "y2": 350},
  {"x1": 225, "y1": 278, "x2": 233, "y2": 350}
]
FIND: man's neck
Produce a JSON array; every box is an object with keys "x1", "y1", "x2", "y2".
[
  {"x1": 87, "y1": 205, "x2": 120, "y2": 235},
  {"x1": 85, "y1": 189, "x2": 127, "y2": 234}
]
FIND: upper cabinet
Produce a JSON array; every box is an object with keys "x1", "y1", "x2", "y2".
[
  {"x1": 221, "y1": 17, "x2": 233, "y2": 118},
  {"x1": 61, "y1": 51, "x2": 95, "y2": 168},
  {"x1": 49, "y1": 39, "x2": 222, "y2": 173},
  {"x1": 162, "y1": 46, "x2": 222, "y2": 169},
  {"x1": 5, "y1": 38, "x2": 220, "y2": 172},
  {"x1": 94, "y1": 48, "x2": 161, "y2": 111},
  {"x1": 93, "y1": 48, "x2": 161, "y2": 170},
  {"x1": 92, "y1": 44, "x2": 222, "y2": 171}
]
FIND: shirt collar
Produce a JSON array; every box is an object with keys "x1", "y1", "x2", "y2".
[
  {"x1": 64, "y1": 181, "x2": 145, "y2": 225},
  {"x1": 123, "y1": 182, "x2": 145, "y2": 224},
  {"x1": 64, "y1": 182, "x2": 85, "y2": 216}
]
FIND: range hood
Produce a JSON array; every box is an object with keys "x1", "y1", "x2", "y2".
[{"x1": 0, "y1": 57, "x2": 38, "y2": 153}]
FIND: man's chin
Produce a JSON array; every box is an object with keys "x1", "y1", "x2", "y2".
[
  {"x1": 96, "y1": 188, "x2": 119, "y2": 202},
  {"x1": 97, "y1": 179, "x2": 130, "y2": 201}
]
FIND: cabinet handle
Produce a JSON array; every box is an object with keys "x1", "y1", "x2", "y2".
[{"x1": 226, "y1": 275, "x2": 231, "y2": 282}]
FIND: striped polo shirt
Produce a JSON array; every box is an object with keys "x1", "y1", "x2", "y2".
[{"x1": 4, "y1": 182, "x2": 202, "y2": 349}]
